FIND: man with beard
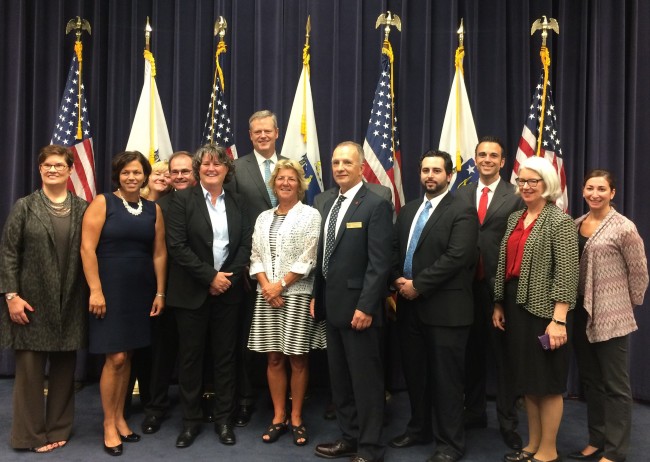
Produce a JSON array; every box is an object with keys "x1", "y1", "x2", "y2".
[
  {"x1": 142, "y1": 151, "x2": 196, "y2": 434},
  {"x1": 390, "y1": 150, "x2": 478, "y2": 462}
]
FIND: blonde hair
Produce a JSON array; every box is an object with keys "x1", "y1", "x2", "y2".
[
  {"x1": 270, "y1": 159, "x2": 309, "y2": 201},
  {"x1": 141, "y1": 160, "x2": 170, "y2": 199}
]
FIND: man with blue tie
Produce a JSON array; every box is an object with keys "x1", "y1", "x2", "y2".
[
  {"x1": 311, "y1": 141, "x2": 392, "y2": 462},
  {"x1": 390, "y1": 150, "x2": 478, "y2": 462}
]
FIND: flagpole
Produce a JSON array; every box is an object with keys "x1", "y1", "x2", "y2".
[
  {"x1": 454, "y1": 19, "x2": 465, "y2": 172},
  {"x1": 375, "y1": 11, "x2": 401, "y2": 160},
  {"x1": 530, "y1": 16, "x2": 559, "y2": 157},
  {"x1": 65, "y1": 17, "x2": 91, "y2": 140},
  {"x1": 209, "y1": 17, "x2": 228, "y2": 145},
  {"x1": 301, "y1": 16, "x2": 311, "y2": 142},
  {"x1": 143, "y1": 18, "x2": 157, "y2": 163}
]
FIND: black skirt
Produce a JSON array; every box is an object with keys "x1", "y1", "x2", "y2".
[{"x1": 503, "y1": 279, "x2": 572, "y2": 395}]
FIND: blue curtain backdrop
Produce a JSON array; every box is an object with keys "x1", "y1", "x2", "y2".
[{"x1": 2, "y1": 0, "x2": 650, "y2": 399}]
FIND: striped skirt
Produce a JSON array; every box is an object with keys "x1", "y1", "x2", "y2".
[{"x1": 248, "y1": 292, "x2": 327, "y2": 355}]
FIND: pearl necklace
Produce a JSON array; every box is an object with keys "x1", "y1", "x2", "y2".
[{"x1": 117, "y1": 190, "x2": 143, "y2": 216}]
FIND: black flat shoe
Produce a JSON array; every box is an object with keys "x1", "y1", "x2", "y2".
[
  {"x1": 215, "y1": 423, "x2": 236, "y2": 445},
  {"x1": 504, "y1": 450, "x2": 534, "y2": 462},
  {"x1": 389, "y1": 433, "x2": 432, "y2": 449},
  {"x1": 141, "y1": 414, "x2": 163, "y2": 434},
  {"x1": 567, "y1": 448, "x2": 603, "y2": 460},
  {"x1": 103, "y1": 443, "x2": 123, "y2": 456},
  {"x1": 176, "y1": 426, "x2": 201, "y2": 448},
  {"x1": 119, "y1": 433, "x2": 141, "y2": 443},
  {"x1": 234, "y1": 405, "x2": 254, "y2": 427}
]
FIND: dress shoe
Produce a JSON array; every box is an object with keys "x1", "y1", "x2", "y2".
[
  {"x1": 175, "y1": 426, "x2": 201, "y2": 448},
  {"x1": 567, "y1": 448, "x2": 603, "y2": 460},
  {"x1": 351, "y1": 457, "x2": 384, "y2": 462},
  {"x1": 119, "y1": 432, "x2": 141, "y2": 443},
  {"x1": 389, "y1": 433, "x2": 432, "y2": 449},
  {"x1": 141, "y1": 414, "x2": 163, "y2": 434},
  {"x1": 504, "y1": 450, "x2": 534, "y2": 462},
  {"x1": 215, "y1": 423, "x2": 236, "y2": 445},
  {"x1": 426, "y1": 451, "x2": 461, "y2": 462},
  {"x1": 234, "y1": 405, "x2": 253, "y2": 427},
  {"x1": 314, "y1": 440, "x2": 357, "y2": 459},
  {"x1": 500, "y1": 429, "x2": 523, "y2": 450},
  {"x1": 103, "y1": 443, "x2": 123, "y2": 456}
]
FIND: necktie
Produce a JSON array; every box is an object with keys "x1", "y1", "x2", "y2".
[
  {"x1": 403, "y1": 201, "x2": 432, "y2": 279},
  {"x1": 323, "y1": 195, "x2": 346, "y2": 278},
  {"x1": 264, "y1": 159, "x2": 277, "y2": 207},
  {"x1": 477, "y1": 186, "x2": 489, "y2": 225}
]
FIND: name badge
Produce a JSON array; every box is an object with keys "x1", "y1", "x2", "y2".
[{"x1": 346, "y1": 222, "x2": 363, "y2": 229}]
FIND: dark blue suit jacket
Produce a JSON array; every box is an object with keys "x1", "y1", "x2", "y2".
[{"x1": 313, "y1": 184, "x2": 392, "y2": 328}]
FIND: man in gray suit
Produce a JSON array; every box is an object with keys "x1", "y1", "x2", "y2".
[
  {"x1": 455, "y1": 136, "x2": 524, "y2": 450},
  {"x1": 227, "y1": 110, "x2": 286, "y2": 426}
]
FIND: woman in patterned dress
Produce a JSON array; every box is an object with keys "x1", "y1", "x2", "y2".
[
  {"x1": 568, "y1": 170, "x2": 648, "y2": 462},
  {"x1": 247, "y1": 159, "x2": 325, "y2": 446},
  {"x1": 492, "y1": 156, "x2": 579, "y2": 462}
]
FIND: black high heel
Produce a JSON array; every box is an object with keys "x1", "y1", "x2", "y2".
[
  {"x1": 103, "y1": 443, "x2": 123, "y2": 456},
  {"x1": 119, "y1": 433, "x2": 141, "y2": 443}
]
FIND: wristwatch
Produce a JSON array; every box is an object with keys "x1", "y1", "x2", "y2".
[
  {"x1": 5, "y1": 293, "x2": 17, "y2": 301},
  {"x1": 280, "y1": 279, "x2": 287, "y2": 289}
]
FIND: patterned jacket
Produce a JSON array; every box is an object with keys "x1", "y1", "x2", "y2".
[
  {"x1": 575, "y1": 209, "x2": 648, "y2": 342},
  {"x1": 494, "y1": 202, "x2": 579, "y2": 318},
  {"x1": 249, "y1": 201, "x2": 321, "y2": 295}
]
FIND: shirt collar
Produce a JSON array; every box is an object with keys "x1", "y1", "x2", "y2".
[
  {"x1": 253, "y1": 150, "x2": 278, "y2": 166},
  {"x1": 478, "y1": 176, "x2": 501, "y2": 193},
  {"x1": 338, "y1": 181, "x2": 364, "y2": 201},
  {"x1": 200, "y1": 183, "x2": 225, "y2": 201}
]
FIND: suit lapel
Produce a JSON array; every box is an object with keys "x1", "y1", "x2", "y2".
[
  {"x1": 482, "y1": 180, "x2": 510, "y2": 226},
  {"x1": 415, "y1": 193, "x2": 452, "y2": 250},
  {"x1": 330, "y1": 185, "x2": 367, "y2": 254},
  {"x1": 193, "y1": 185, "x2": 212, "y2": 230},
  {"x1": 244, "y1": 154, "x2": 272, "y2": 208},
  {"x1": 28, "y1": 192, "x2": 56, "y2": 245}
]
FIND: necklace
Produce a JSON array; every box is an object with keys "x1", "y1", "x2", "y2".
[
  {"x1": 40, "y1": 189, "x2": 71, "y2": 217},
  {"x1": 117, "y1": 190, "x2": 143, "y2": 216}
]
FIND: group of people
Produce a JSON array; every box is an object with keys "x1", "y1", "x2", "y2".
[{"x1": 0, "y1": 111, "x2": 647, "y2": 462}]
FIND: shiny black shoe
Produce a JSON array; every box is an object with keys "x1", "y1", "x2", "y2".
[
  {"x1": 215, "y1": 423, "x2": 236, "y2": 445},
  {"x1": 234, "y1": 405, "x2": 253, "y2": 427},
  {"x1": 504, "y1": 450, "x2": 535, "y2": 462},
  {"x1": 103, "y1": 443, "x2": 123, "y2": 456},
  {"x1": 500, "y1": 429, "x2": 523, "y2": 450},
  {"x1": 119, "y1": 433, "x2": 141, "y2": 443},
  {"x1": 389, "y1": 433, "x2": 432, "y2": 449},
  {"x1": 314, "y1": 440, "x2": 357, "y2": 459},
  {"x1": 141, "y1": 414, "x2": 163, "y2": 434},
  {"x1": 175, "y1": 425, "x2": 201, "y2": 448},
  {"x1": 567, "y1": 448, "x2": 603, "y2": 460}
]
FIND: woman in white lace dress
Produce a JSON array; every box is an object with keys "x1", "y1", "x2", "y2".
[{"x1": 247, "y1": 159, "x2": 325, "y2": 446}]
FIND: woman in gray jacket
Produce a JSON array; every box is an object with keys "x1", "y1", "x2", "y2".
[{"x1": 0, "y1": 145, "x2": 88, "y2": 453}]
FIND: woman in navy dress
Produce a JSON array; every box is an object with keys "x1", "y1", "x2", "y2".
[{"x1": 81, "y1": 151, "x2": 167, "y2": 456}]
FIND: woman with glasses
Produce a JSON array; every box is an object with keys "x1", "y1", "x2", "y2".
[
  {"x1": 0, "y1": 145, "x2": 88, "y2": 453},
  {"x1": 568, "y1": 170, "x2": 648, "y2": 462},
  {"x1": 492, "y1": 156, "x2": 579, "y2": 462}
]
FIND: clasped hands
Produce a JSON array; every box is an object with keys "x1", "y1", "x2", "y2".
[
  {"x1": 209, "y1": 271, "x2": 233, "y2": 296},
  {"x1": 394, "y1": 277, "x2": 419, "y2": 300},
  {"x1": 261, "y1": 280, "x2": 284, "y2": 308}
]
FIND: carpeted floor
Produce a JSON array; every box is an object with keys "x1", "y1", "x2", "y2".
[{"x1": 0, "y1": 378, "x2": 649, "y2": 461}]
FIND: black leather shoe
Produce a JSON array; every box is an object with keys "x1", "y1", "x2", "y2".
[
  {"x1": 314, "y1": 440, "x2": 357, "y2": 459},
  {"x1": 500, "y1": 429, "x2": 523, "y2": 450},
  {"x1": 175, "y1": 426, "x2": 201, "y2": 448},
  {"x1": 389, "y1": 433, "x2": 432, "y2": 449},
  {"x1": 351, "y1": 457, "x2": 384, "y2": 462},
  {"x1": 567, "y1": 448, "x2": 603, "y2": 460},
  {"x1": 426, "y1": 451, "x2": 461, "y2": 462},
  {"x1": 141, "y1": 414, "x2": 163, "y2": 434},
  {"x1": 103, "y1": 443, "x2": 123, "y2": 456},
  {"x1": 234, "y1": 405, "x2": 253, "y2": 427},
  {"x1": 119, "y1": 432, "x2": 141, "y2": 443},
  {"x1": 215, "y1": 423, "x2": 236, "y2": 445}
]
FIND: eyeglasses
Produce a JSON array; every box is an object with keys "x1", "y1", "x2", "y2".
[
  {"x1": 170, "y1": 169, "x2": 192, "y2": 177},
  {"x1": 40, "y1": 163, "x2": 68, "y2": 172},
  {"x1": 515, "y1": 177, "x2": 543, "y2": 187}
]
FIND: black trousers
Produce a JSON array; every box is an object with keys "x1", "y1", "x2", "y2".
[
  {"x1": 398, "y1": 309, "x2": 469, "y2": 460},
  {"x1": 464, "y1": 278, "x2": 519, "y2": 431},
  {"x1": 145, "y1": 306, "x2": 179, "y2": 417},
  {"x1": 573, "y1": 305, "x2": 632, "y2": 462},
  {"x1": 326, "y1": 323, "x2": 385, "y2": 461},
  {"x1": 235, "y1": 281, "x2": 258, "y2": 406},
  {"x1": 175, "y1": 296, "x2": 238, "y2": 425}
]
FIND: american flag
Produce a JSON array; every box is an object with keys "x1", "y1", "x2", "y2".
[
  {"x1": 202, "y1": 47, "x2": 237, "y2": 159},
  {"x1": 511, "y1": 70, "x2": 568, "y2": 211},
  {"x1": 362, "y1": 41, "x2": 405, "y2": 212},
  {"x1": 50, "y1": 55, "x2": 96, "y2": 202}
]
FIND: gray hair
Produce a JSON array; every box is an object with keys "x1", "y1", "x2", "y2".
[{"x1": 517, "y1": 156, "x2": 562, "y2": 201}]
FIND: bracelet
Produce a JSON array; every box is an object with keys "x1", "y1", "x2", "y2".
[
  {"x1": 552, "y1": 317, "x2": 566, "y2": 326},
  {"x1": 155, "y1": 293, "x2": 166, "y2": 298}
]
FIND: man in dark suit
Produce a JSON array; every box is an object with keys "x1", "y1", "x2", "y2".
[
  {"x1": 390, "y1": 150, "x2": 478, "y2": 462},
  {"x1": 141, "y1": 151, "x2": 196, "y2": 434},
  {"x1": 311, "y1": 141, "x2": 392, "y2": 462},
  {"x1": 227, "y1": 110, "x2": 286, "y2": 426},
  {"x1": 166, "y1": 145, "x2": 252, "y2": 448},
  {"x1": 456, "y1": 136, "x2": 524, "y2": 449}
]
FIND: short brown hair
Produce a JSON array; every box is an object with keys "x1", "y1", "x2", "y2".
[
  {"x1": 111, "y1": 151, "x2": 152, "y2": 188},
  {"x1": 192, "y1": 145, "x2": 235, "y2": 184},
  {"x1": 38, "y1": 145, "x2": 74, "y2": 167}
]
